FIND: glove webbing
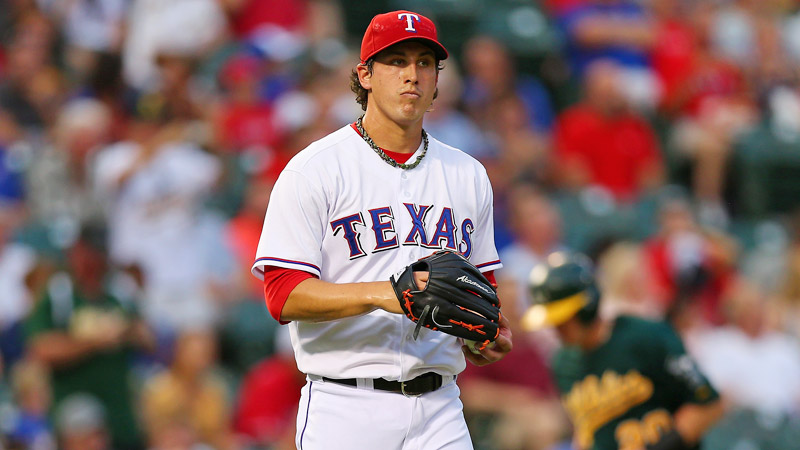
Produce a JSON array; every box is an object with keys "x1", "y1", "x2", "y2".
[{"x1": 402, "y1": 289, "x2": 418, "y2": 321}]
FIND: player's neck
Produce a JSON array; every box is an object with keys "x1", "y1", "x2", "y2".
[{"x1": 361, "y1": 110, "x2": 423, "y2": 154}]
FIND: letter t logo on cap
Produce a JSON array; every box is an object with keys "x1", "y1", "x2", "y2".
[{"x1": 398, "y1": 13, "x2": 420, "y2": 32}]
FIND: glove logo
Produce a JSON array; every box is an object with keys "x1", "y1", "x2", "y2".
[
  {"x1": 456, "y1": 275, "x2": 492, "y2": 295},
  {"x1": 392, "y1": 269, "x2": 406, "y2": 281},
  {"x1": 430, "y1": 306, "x2": 453, "y2": 329}
]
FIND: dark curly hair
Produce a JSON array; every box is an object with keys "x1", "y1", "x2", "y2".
[
  {"x1": 350, "y1": 59, "x2": 375, "y2": 111},
  {"x1": 350, "y1": 58, "x2": 444, "y2": 111}
]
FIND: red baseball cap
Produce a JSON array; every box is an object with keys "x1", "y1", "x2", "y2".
[{"x1": 360, "y1": 10, "x2": 449, "y2": 63}]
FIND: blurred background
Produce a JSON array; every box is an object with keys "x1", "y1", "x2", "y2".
[{"x1": 0, "y1": 0, "x2": 800, "y2": 449}]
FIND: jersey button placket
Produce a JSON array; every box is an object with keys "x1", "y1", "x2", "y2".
[
  {"x1": 400, "y1": 169, "x2": 411, "y2": 198},
  {"x1": 391, "y1": 169, "x2": 411, "y2": 379},
  {"x1": 397, "y1": 169, "x2": 412, "y2": 375},
  {"x1": 400, "y1": 170, "x2": 415, "y2": 364}
]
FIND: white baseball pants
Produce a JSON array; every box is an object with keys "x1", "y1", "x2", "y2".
[{"x1": 295, "y1": 377, "x2": 473, "y2": 449}]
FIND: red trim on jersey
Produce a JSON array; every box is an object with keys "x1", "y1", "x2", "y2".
[
  {"x1": 262, "y1": 266, "x2": 317, "y2": 324},
  {"x1": 255, "y1": 256, "x2": 320, "y2": 273},
  {"x1": 350, "y1": 122, "x2": 414, "y2": 164},
  {"x1": 476, "y1": 260, "x2": 502, "y2": 270}
]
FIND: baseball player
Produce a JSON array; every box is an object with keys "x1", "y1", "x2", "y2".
[
  {"x1": 524, "y1": 252, "x2": 723, "y2": 450},
  {"x1": 251, "y1": 10, "x2": 512, "y2": 450}
]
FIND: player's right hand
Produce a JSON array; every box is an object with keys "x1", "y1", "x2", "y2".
[{"x1": 462, "y1": 313, "x2": 512, "y2": 366}]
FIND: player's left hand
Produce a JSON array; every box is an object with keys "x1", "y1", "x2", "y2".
[
  {"x1": 390, "y1": 250, "x2": 501, "y2": 342},
  {"x1": 462, "y1": 314, "x2": 512, "y2": 366}
]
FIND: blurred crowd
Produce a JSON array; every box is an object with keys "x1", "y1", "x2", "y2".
[{"x1": 1, "y1": 0, "x2": 800, "y2": 449}]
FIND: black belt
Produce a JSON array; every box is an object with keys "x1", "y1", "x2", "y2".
[{"x1": 322, "y1": 372, "x2": 451, "y2": 396}]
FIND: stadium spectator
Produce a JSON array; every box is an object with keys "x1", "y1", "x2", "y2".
[
  {"x1": 0, "y1": 145, "x2": 33, "y2": 369},
  {"x1": 54, "y1": 393, "x2": 112, "y2": 450},
  {"x1": 483, "y1": 94, "x2": 552, "y2": 196},
  {"x1": 24, "y1": 98, "x2": 112, "y2": 228},
  {"x1": 596, "y1": 240, "x2": 663, "y2": 320},
  {"x1": 271, "y1": 54, "x2": 363, "y2": 154},
  {"x1": 3, "y1": 358, "x2": 54, "y2": 449},
  {"x1": 643, "y1": 196, "x2": 740, "y2": 330},
  {"x1": 0, "y1": 138, "x2": 25, "y2": 205},
  {"x1": 233, "y1": 326, "x2": 304, "y2": 449},
  {"x1": 37, "y1": 0, "x2": 128, "y2": 54},
  {"x1": 422, "y1": 61, "x2": 494, "y2": 161},
  {"x1": 689, "y1": 278, "x2": 800, "y2": 416},
  {"x1": 24, "y1": 223, "x2": 155, "y2": 449},
  {"x1": 122, "y1": 0, "x2": 228, "y2": 90},
  {"x1": 220, "y1": 0, "x2": 310, "y2": 39},
  {"x1": 0, "y1": 10, "x2": 61, "y2": 129},
  {"x1": 462, "y1": 35, "x2": 555, "y2": 133},
  {"x1": 0, "y1": 233, "x2": 36, "y2": 371},
  {"x1": 141, "y1": 328, "x2": 235, "y2": 450},
  {"x1": 37, "y1": 0, "x2": 129, "y2": 93},
  {"x1": 497, "y1": 182, "x2": 567, "y2": 309},
  {"x1": 556, "y1": 0, "x2": 659, "y2": 109},
  {"x1": 776, "y1": 209, "x2": 800, "y2": 339},
  {"x1": 225, "y1": 172, "x2": 278, "y2": 302},
  {"x1": 690, "y1": 279, "x2": 800, "y2": 450},
  {"x1": 661, "y1": 2, "x2": 758, "y2": 228},
  {"x1": 216, "y1": 171, "x2": 283, "y2": 375},
  {"x1": 726, "y1": 2, "x2": 796, "y2": 111},
  {"x1": 650, "y1": 0, "x2": 699, "y2": 114},
  {"x1": 92, "y1": 104, "x2": 227, "y2": 338},
  {"x1": 544, "y1": 0, "x2": 588, "y2": 16},
  {"x1": 150, "y1": 51, "x2": 206, "y2": 123},
  {"x1": 212, "y1": 53, "x2": 284, "y2": 155},
  {"x1": 553, "y1": 59, "x2": 664, "y2": 202}
]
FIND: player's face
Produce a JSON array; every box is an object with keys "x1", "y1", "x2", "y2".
[
  {"x1": 361, "y1": 41, "x2": 438, "y2": 127},
  {"x1": 555, "y1": 317, "x2": 584, "y2": 347}
]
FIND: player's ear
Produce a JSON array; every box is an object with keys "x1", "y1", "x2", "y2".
[{"x1": 357, "y1": 63, "x2": 372, "y2": 90}]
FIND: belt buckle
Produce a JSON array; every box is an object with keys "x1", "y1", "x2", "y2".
[{"x1": 400, "y1": 380, "x2": 422, "y2": 398}]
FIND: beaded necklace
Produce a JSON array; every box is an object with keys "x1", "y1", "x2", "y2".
[{"x1": 355, "y1": 115, "x2": 428, "y2": 170}]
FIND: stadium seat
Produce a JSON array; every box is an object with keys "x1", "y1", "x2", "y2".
[
  {"x1": 473, "y1": 2, "x2": 563, "y2": 58},
  {"x1": 732, "y1": 124, "x2": 800, "y2": 218},
  {"x1": 704, "y1": 409, "x2": 800, "y2": 450},
  {"x1": 552, "y1": 188, "x2": 640, "y2": 253}
]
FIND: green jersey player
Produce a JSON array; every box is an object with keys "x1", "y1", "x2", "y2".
[{"x1": 524, "y1": 252, "x2": 724, "y2": 450}]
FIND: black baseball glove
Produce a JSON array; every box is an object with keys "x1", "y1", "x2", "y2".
[{"x1": 390, "y1": 250, "x2": 501, "y2": 344}]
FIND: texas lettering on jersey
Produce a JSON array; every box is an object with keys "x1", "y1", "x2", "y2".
[{"x1": 330, "y1": 203, "x2": 475, "y2": 259}]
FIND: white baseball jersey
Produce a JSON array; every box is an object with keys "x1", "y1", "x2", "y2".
[{"x1": 251, "y1": 124, "x2": 502, "y2": 381}]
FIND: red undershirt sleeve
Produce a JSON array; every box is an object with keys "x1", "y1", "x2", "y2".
[
  {"x1": 484, "y1": 270, "x2": 500, "y2": 306},
  {"x1": 262, "y1": 266, "x2": 318, "y2": 324},
  {"x1": 485, "y1": 270, "x2": 496, "y2": 288}
]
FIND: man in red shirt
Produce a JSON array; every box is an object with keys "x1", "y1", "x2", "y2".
[{"x1": 554, "y1": 59, "x2": 664, "y2": 203}]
